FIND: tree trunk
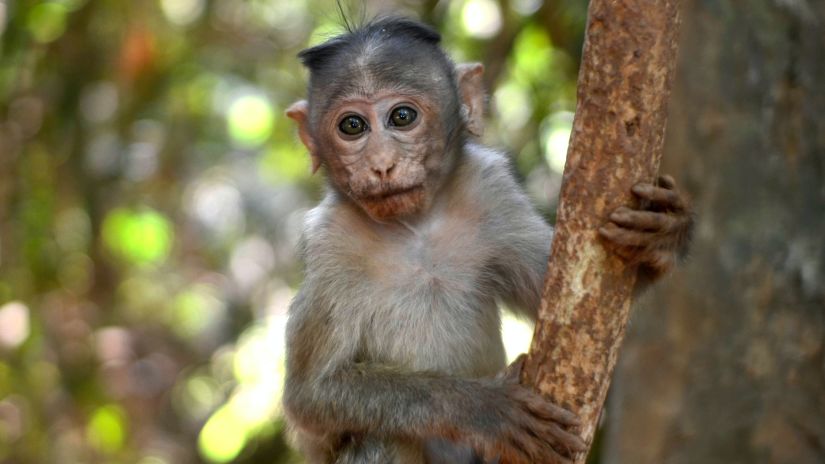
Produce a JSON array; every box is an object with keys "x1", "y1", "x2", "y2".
[
  {"x1": 603, "y1": 1, "x2": 825, "y2": 463},
  {"x1": 520, "y1": 1, "x2": 682, "y2": 462}
]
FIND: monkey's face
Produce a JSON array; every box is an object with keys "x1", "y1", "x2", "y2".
[{"x1": 315, "y1": 91, "x2": 454, "y2": 221}]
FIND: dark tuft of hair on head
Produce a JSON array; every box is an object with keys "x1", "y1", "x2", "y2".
[
  {"x1": 297, "y1": 16, "x2": 442, "y2": 73},
  {"x1": 335, "y1": 0, "x2": 365, "y2": 33}
]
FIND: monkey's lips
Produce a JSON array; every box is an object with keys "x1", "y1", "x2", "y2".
[
  {"x1": 362, "y1": 185, "x2": 424, "y2": 201},
  {"x1": 357, "y1": 185, "x2": 426, "y2": 219}
]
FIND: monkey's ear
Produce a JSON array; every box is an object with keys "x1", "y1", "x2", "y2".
[
  {"x1": 286, "y1": 100, "x2": 322, "y2": 174},
  {"x1": 456, "y1": 63, "x2": 485, "y2": 137}
]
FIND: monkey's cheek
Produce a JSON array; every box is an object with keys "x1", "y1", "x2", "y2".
[{"x1": 359, "y1": 189, "x2": 428, "y2": 220}]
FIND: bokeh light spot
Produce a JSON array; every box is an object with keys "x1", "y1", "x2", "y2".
[
  {"x1": 102, "y1": 207, "x2": 173, "y2": 267},
  {"x1": 169, "y1": 284, "x2": 224, "y2": 339},
  {"x1": 461, "y1": 0, "x2": 502, "y2": 39},
  {"x1": 227, "y1": 94, "x2": 275, "y2": 148},
  {"x1": 0, "y1": 2, "x2": 7, "y2": 37},
  {"x1": 542, "y1": 111, "x2": 574, "y2": 174},
  {"x1": 0, "y1": 301, "x2": 30, "y2": 349},
  {"x1": 186, "y1": 175, "x2": 245, "y2": 239},
  {"x1": 494, "y1": 82, "x2": 533, "y2": 131},
  {"x1": 198, "y1": 405, "x2": 247, "y2": 463},
  {"x1": 27, "y1": 2, "x2": 69, "y2": 43},
  {"x1": 161, "y1": 0, "x2": 205, "y2": 26},
  {"x1": 512, "y1": 25, "x2": 554, "y2": 83},
  {"x1": 86, "y1": 404, "x2": 127, "y2": 454},
  {"x1": 260, "y1": 144, "x2": 310, "y2": 182}
]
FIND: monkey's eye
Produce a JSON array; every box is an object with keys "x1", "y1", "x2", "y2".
[
  {"x1": 339, "y1": 115, "x2": 368, "y2": 137},
  {"x1": 389, "y1": 106, "x2": 417, "y2": 127}
]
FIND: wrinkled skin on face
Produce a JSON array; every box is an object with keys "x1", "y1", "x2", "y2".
[
  {"x1": 315, "y1": 91, "x2": 449, "y2": 220},
  {"x1": 287, "y1": 33, "x2": 484, "y2": 222}
]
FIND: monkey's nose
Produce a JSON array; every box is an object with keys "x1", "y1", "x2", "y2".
[{"x1": 371, "y1": 163, "x2": 396, "y2": 181}]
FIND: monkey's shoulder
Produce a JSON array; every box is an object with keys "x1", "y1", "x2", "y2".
[
  {"x1": 455, "y1": 144, "x2": 537, "y2": 212},
  {"x1": 456, "y1": 144, "x2": 549, "y2": 239}
]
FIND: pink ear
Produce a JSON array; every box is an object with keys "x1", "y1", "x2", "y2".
[
  {"x1": 455, "y1": 63, "x2": 485, "y2": 137},
  {"x1": 286, "y1": 100, "x2": 322, "y2": 174}
]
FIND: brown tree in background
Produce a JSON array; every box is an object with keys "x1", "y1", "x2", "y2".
[
  {"x1": 604, "y1": 1, "x2": 825, "y2": 463},
  {"x1": 521, "y1": 0, "x2": 681, "y2": 462}
]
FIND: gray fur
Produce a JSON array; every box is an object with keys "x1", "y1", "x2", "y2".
[
  {"x1": 284, "y1": 144, "x2": 553, "y2": 463},
  {"x1": 283, "y1": 16, "x2": 578, "y2": 464},
  {"x1": 285, "y1": 18, "x2": 692, "y2": 464}
]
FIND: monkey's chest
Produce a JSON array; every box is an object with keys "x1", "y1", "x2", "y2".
[{"x1": 356, "y1": 218, "x2": 506, "y2": 376}]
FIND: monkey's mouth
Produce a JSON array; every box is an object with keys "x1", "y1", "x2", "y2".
[
  {"x1": 357, "y1": 185, "x2": 426, "y2": 219},
  {"x1": 362, "y1": 185, "x2": 424, "y2": 201}
]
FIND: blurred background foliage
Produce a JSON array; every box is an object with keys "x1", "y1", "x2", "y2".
[{"x1": 0, "y1": 0, "x2": 588, "y2": 462}]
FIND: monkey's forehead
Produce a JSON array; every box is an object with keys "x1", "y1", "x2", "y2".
[{"x1": 307, "y1": 60, "x2": 458, "y2": 117}]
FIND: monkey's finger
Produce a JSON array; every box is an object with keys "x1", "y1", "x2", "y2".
[
  {"x1": 543, "y1": 423, "x2": 587, "y2": 453},
  {"x1": 657, "y1": 174, "x2": 676, "y2": 190},
  {"x1": 609, "y1": 207, "x2": 671, "y2": 232},
  {"x1": 534, "y1": 434, "x2": 577, "y2": 464},
  {"x1": 540, "y1": 445, "x2": 574, "y2": 464},
  {"x1": 508, "y1": 430, "x2": 569, "y2": 464},
  {"x1": 599, "y1": 224, "x2": 655, "y2": 248},
  {"x1": 525, "y1": 399, "x2": 581, "y2": 426},
  {"x1": 631, "y1": 183, "x2": 686, "y2": 211}
]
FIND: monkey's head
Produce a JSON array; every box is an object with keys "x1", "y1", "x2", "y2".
[{"x1": 287, "y1": 17, "x2": 485, "y2": 221}]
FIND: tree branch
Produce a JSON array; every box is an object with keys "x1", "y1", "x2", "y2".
[{"x1": 521, "y1": 1, "x2": 682, "y2": 462}]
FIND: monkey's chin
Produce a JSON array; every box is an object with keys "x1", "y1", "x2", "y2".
[{"x1": 358, "y1": 187, "x2": 427, "y2": 221}]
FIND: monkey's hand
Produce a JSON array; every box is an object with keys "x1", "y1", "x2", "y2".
[
  {"x1": 598, "y1": 175, "x2": 694, "y2": 280},
  {"x1": 465, "y1": 355, "x2": 586, "y2": 464}
]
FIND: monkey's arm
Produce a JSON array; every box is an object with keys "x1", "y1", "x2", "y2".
[
  {"x1": 283, "y1": 284, "x2": 583, "y2": 463},
  {"x1": 480, "y1": 156, "x2": 554, "y2": 322},
  {"x1": 486, "y1": 166, "x2": 693, "y2": 317}
]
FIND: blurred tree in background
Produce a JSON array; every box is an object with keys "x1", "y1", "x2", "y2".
[
  {"x1": 0, "y1": 1, "x2": 586, "y2": 462},
  {"x1": 606, "y1": 1, "x2": 825, "y2": 463}
]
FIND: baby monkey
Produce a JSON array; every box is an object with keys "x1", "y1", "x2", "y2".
[{"x1": 284, "y1": 17, "x2": 693, "y2": 464}]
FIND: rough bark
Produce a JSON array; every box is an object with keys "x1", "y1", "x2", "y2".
[
  {"x1": 520, "y1": 1, "x2": 682, "y2": 462},
  {"x1": 604, "y1": 1, "x2": 825, "y2": 463}
]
